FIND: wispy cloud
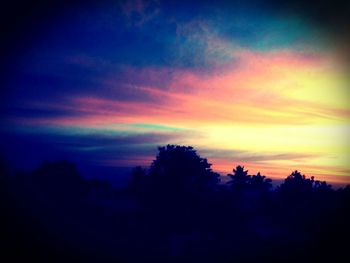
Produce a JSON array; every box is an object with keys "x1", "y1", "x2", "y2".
[
  {"x1": 2, "y1": 1, "x2": 349, "y2": 184},
  {"x1": 120, "y1": 0, "x2": 161, "y2": 27}
]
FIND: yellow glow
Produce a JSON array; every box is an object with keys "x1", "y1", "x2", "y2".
[{"x1": 25, "y1": 49, "x2": 350, "y2": 184}]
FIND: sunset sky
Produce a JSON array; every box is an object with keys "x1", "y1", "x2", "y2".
[{"x1": 1, "y1": 0, "x2": 349, "y2": 184}]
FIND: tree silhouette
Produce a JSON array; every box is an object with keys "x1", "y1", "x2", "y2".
[
  {"x1": 30, "y1": 160, "x2": 85, "y2": 200},
  {"x1": 2, "y1": 146, "x2": 349, "y2": 263},
  {"x1": 314, "y1": 180, "x2": 332, "y2": 193},
  {"x1": 250, "y1": 172, "x2": 272, "y2": 191},
  {"x1": 128, "y1": 166, "x2": 147, "y2": 195},
  {"x1": 33, "y1": 160, "x2": 81, "y2": 181},
  {"x1": 279, "y1": 170, "x2": 315, "y2": 196},
  {"x1": 227, "y1": 165, "x2": 250, "y2": 190},
  {"x1": 148, "y1": 145, "x2": 220, "y2": 195}
]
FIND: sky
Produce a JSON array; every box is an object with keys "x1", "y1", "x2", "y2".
[{"x1": 1, "y1": 0, "x2": 349, "y2": 185}]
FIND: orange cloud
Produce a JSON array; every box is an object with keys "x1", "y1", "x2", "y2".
[{"x1": 14, "y1": 48, "x2": 350, "y2": 184}]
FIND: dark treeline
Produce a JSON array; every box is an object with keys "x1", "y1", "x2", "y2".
[{"x1": 1, "y1": 145, "x2": 349, "y2": 263}]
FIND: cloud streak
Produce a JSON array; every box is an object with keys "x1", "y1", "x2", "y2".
[{"x1": 1, "y1": 1, "x2": 349, "y2": 184}]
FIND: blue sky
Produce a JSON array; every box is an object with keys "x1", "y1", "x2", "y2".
[{"x1": 1, "y1": 0, "x2": 349, "y2": 185}]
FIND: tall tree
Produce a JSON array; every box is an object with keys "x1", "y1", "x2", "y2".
[
  {"x1": 148, "y1": 145, "x2": 220, "y2": 194},
  {"x1": 227, "y1": 165, "x2": 250, "y2": 191}
]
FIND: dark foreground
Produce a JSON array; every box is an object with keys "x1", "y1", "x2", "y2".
[{"x1": 1, "y1": 145, "x2": 349, "y2": 262}]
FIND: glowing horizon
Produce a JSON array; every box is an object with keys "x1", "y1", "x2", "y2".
[{"x1": 2, "y1": 0, "x2": 349, "y2": 185}]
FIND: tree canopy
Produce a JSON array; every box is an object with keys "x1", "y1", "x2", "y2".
[{"x1": 147, "y1": 145, "x2": 220, "y2": 194}]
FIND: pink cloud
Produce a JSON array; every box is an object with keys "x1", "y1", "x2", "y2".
[{"x1": 17, "y1": 48, "x2": 347, "y2": 129}]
